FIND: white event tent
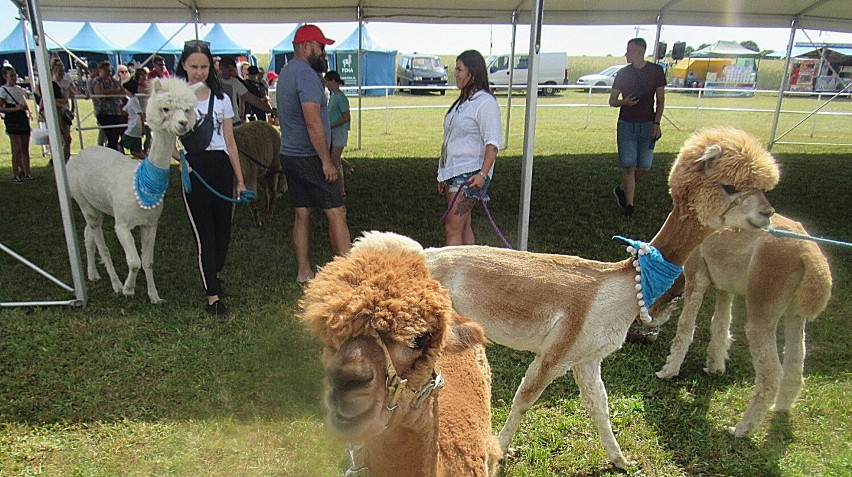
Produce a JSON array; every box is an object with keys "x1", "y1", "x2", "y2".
[{"x1": 5, "y1": 0, "x2": 852, "y2": 308}]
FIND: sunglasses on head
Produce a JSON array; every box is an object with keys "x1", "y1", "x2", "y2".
[{"x1": 184, "y1": 40, "x2": 210, "y2": 50}]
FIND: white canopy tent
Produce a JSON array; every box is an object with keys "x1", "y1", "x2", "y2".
[{"x1": 7, "y1": 0, "x2": 852, "y2": 308}]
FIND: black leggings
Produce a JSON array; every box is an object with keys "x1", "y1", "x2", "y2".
[
  {"x1": 182, "y1": 150, "x2": 235, "y2": 297},
  {"x1": 96, "y1": 113, "x2": 124, "y2": 151}
]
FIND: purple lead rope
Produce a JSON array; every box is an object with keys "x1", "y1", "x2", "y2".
[{"x1": 440, "y1": 178, "x2": 514, "y2": 249}]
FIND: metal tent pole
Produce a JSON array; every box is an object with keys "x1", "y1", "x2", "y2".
[
  {"x1": 769, "y1": 18, "x2": 798, "y2": 151},
  {"x1": 503, "y1": 10, "x2": 518, "y2": 149},
  {"x1": 517, "y1": 0, "x2": 544, "y2": 251},
  {"x1": 357, "y1": 6, "x2": 363, "y2": 150},
  {"x1": 19, "y1": 19, "x2": 37, "y2": 95}
]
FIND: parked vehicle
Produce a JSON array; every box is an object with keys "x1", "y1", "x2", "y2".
[
  {"x1": 486, "y1": 52, "x2": 568, "y2": 95},
  {"x1": 576, "y1": 64, "x2": 627, "y2": 92},
  {"x1": 396, "y1": 54, "x2": 448, "y2": 95}
]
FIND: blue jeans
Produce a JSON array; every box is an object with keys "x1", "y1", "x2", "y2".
[{"x1": 617, "y1": 120, "x2": 655, "y2": 169}]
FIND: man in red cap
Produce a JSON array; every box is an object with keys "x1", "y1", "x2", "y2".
[{"x1": 277, "y1": 24, "x2": 350, "y2": 284}]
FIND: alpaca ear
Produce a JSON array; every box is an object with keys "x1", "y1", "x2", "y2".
[
  {"x1": 444, "y1": 313, "x2": 488, "y2": 353},
  {"x1": 151, "y1": 78, "x2": 164, "y2": 94},
  {"x1": 695, "y1": 144, "x2": 723, "y2": 173}
]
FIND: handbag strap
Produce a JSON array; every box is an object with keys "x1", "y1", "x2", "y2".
[{"x1": 2, "y1": 86, "x2": 18, "y2": 105}]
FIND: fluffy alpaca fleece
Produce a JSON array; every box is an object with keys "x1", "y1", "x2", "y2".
[
  {"x1": 67, "y1": 78, "x2": 198, "y2": 303},
  {"x1": 421, "y1": 127, "x2": 780, "y2": 468},
  {"x1": 647, "y1": 213, "x2": 832, "y2": 437},
  {"x1": 232, "y1": 120, "x2": 284, "y2": 227},
  {"x1": 300, "y1": 232, "x2": 500, "y2": 477}
]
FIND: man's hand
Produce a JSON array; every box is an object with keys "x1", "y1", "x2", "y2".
[
  {"x1": 652, "y1": 123, "x2": 662, "y2": 140},
  {"x1": 622, "y1": 94, "x2": 639, "y2": 107},
  {"x1": 321, "y1": 161, "x2": 339, "y2": 183}
]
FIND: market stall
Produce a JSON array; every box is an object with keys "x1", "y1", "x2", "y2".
[{"x1": 687, "y1": 40, "x2": 760, "y2": 97}]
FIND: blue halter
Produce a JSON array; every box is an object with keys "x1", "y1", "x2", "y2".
[{"x1": 134, "y1": 157, "x2": 170, "y2": 209}]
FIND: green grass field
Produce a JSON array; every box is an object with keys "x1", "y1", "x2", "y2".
[{"x1": 1, "y1": 73, "x2": 850, "y2": 476}]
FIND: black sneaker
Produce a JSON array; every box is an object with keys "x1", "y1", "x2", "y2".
[
  {"x1": 12, "y1": 175, "x2": 23, "y2": 184},
  {"x1": 622, "y1": 204, "x2": 634, "y2": 217},
  {"x1": 206, "y1": 300, "x2": 229, "y2": 318},
  {"x1": 613, "y1": 185, "x2": 627, "y2": 209}
]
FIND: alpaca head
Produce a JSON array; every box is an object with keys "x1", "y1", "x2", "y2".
[
  {"x1": 146, "y1": 78, "x2": 199, "y2": 137},
  {"x1": 300, "y1": 234, "x2": 486, "y2": 443},
  {"x1": 669, "y1": 127, "x2": 779, "y2": 230}
]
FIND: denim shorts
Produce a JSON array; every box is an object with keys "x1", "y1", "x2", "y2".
[
  {"x1": 445, "y1": 170, "x2": 491, "y2": 202},
  {"x1": 331, "y1": 128, "x2": 348, "y2": 148},
  {"x1": 617, "y1": 120, "x2": 655, "y2": 169}
]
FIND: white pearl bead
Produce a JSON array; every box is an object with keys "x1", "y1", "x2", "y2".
[
  {"x1": 638, "y1": 300, "x2": 645, "y2": 307},
  {"x1": 636, "y1": 292, "x2": 643, "y2": 300},
  {"x1": 635, "y1": 284, "x2": 642, "y2": 291},
  {"x1": 641, "y1": 306, "x2": 648, "y2": 314},
  {"x1": 634, "y1": 275, "x2": 641, "y2": 282},
  {"x1": 627, "y1": 246, "x2": 635, "y2": 254}
]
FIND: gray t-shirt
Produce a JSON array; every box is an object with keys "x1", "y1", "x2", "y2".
[{"x1": 277, "y1": 58, "x2": 329, "y2": 157}]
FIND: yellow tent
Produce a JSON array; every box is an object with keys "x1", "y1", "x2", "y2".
[{"x1": 673, "y1": 58, "x2": 734, "y2": 81}]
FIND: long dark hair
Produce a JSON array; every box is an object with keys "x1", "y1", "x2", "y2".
[
  {"x1": 175, "y1": 40, "x2": 224, "y2": 100},
  {"x1": 447, "y1": 49, "x2": 492, "y2": 115}
]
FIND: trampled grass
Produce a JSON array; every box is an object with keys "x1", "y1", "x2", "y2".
[{"x1": 0, "y1": 83, "x2": 850, "y2": 476}]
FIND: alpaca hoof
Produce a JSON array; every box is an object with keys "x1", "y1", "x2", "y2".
[
  {"x1": 88, "y1": 271, "x2": 101, "y2": 281},
  {"x1": 703, "y1": 366, "x2": 725, "y2": 375},
  {"x1": 656, "y1": 369, "x2": 677, "y2": 379},
  {"x1": 150, "y1": 298, "x2": 165, "y2": 305},
  {"x1": 612, "y1": 455, "x2": 636, "y2": 469},
  {"x1": 122, "y1": 287, "x2": 136, "y2": 297},
  {"x1": 504, "y1": 447, "x2": 520, "y2": 458},
  {"x1": 727, "y1": 424, "x2": 751, "y2": 438},
  {"x1": 111, "y1": 283, "x2": 123, "y2": 293}
]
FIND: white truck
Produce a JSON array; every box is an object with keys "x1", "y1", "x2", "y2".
[{"x1": 486, "y1": 52, "x2": 568, "y2": 95}]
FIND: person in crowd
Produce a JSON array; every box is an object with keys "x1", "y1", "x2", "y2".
[
  {"x1": 85, "y1": 61, "x2": 107, "y2": 147},
  {"x1": 133, "y1": 67, "x2": 152, "y2": 154},
  {"x1": 266, "y1": 70, "x2": 278, "y2": 89},
  {"x1": 436, "y1": 49, "x2": 502, "y2": 246},
  {"x1": 609, "y1": 37, "x2": 666, "y2": 217},
  {"x1": 119, "y1": 79, "x2": 145, "y2": 159},
  {"x1": 116, "y1": 64, "x2": 131, "y2": 85},
  {"x1": 93, "y1": 61, "x2": 126, "y2": 151},
  {"x1": 277, "y1": 24, "x2": 350, "y2": 284},
  {"x1": 175, "y1": 40, "x2": 247, "y2": 318},
  {"x1": 147, "y1": 55, "x2": 170, "y2": 79},
  {"x1": 243, "y1": 65, "x2": 269, "y2": 122},
  {"x1": 1, "y1": 66, "x2": 32, "y2": 182},
  {"x1": 323, "y1": 70, "x2": 354, "y2": 197},
  {"x1": 239, "y1": 61, "x2": 250, "y2": 80},
  {"x1": 50, "y1": 61, "x2": 74, "y2": 162},
  {"x1": 218, "y1": 56, "x2": 272, "y2": 126}
]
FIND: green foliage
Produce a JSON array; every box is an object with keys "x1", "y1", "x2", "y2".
[
  {"x1": 740, "y1": 40, "x2": 761, "y2": 52},
  {"x1": 0, "y1": 91, "x2": 850, "y2": 476}
]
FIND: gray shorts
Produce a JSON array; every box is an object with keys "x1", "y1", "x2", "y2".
[
  {"x1": 331, "y1": 127, "x2": 348, "y2": 148},
  {"x1": 279, "y1": 154, "x2": 344, "y2": 209}
]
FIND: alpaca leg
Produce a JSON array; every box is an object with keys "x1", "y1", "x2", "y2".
[
  {"x1": 139, "y1": 224, "x2": 164, "y2": 304},
  {"x1": 774, "y1": 313, "x2": 807, "y2": 411},
  {"x1": 497, "y1": 354, "x2": 567, "y2": 455},
  {"x1": 249, "y1": 201, "x2": 262, "y2": 227},
  {"x1": 113, "y1": 224, "x2": 141, "y2": 296},
  {"x1": 731, "y1": 310, "x2": 783, "y2": 437},
  {"x1": 83, "y1": 224, "x2": 100, "y2": 281},
  {"x1": 657, "y1": 273, "x2": 710, "y2": 379},
  {"x1": 705, "y1": 290, "x2": 735, "y2": 374},
  {"x1": 86, "y1": 214, "x2": 123, "y2": 293},
  {"x1": 573, "y1": 360, "x2": 631, "y2": 468}
]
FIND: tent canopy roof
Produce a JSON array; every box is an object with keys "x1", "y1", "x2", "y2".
[
  {"x1": 64, "y1": 22, "x2": 121, "y2": 53},
  {"x1": 200, "y1": 23, "x2": 250, "y2": 55},
  {"x1": 124, "y1": 23, "x2": 183, "y2": 54},
  {"x1": 18, "y1": 1, "x2": 852, "y2": 34},
  {"x1": 331, "y1": 24, "x2": 395, "y2": 52},
  {"x1": 0, "y1": 19, "x2": 59, "y2": 54},
  {"x1": 270, "y1": 23, "x2": 303, "y2": 55},
  {"x1": 690, "y1": 40, "x2": 761, "y2": 58}
]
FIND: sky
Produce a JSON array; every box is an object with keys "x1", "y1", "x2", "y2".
[{"x1": 3, "y1": 1, "x2": 852, "y2": 60}]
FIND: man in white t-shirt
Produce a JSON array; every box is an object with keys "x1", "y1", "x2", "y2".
[
  {"x1": 217, "y1": 56, "x2": 272, "y2": 126},
  {"x1": 119, "y1": 79, "x2": 145, "y2": 159}
]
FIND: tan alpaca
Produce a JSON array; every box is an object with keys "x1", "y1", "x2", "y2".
[
  {"x1": 648, "y1": 213, "x2": 832, "y2": 437},
  {"x1": 300, "y1": 232, "x2": 501, "y2": 477},
  {"x1": 232, "y1": 120, "x2": 284, "y2": 227},
  {"x1": 422, "y1": 127, "x2": 780, "y2": 468}
]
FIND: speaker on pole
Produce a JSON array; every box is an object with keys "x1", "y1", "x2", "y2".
[
  {"x1": 672, "y1": 41, "x2": 686, "y2": 61},
  {"x1": 656, "y1": 42, "x2": 667, "y2": 60}
]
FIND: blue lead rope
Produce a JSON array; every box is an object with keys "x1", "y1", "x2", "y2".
[
  {"x1": 765, "y1": 226, "x2": 852, "y2": 249},
  {"x1": 613, "y1": 235, "x2": 683, "y2": 308},
  {"x1": 180, "y1": 149, "x2": 256, "y2": 204}
]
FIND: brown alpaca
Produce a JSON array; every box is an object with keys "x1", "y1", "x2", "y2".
[
  {"x1": 300, "y1": 232, "x2": 501, "y2": 477},
  {"x1": 647, "y1": 213, "x2": 832, "y2": 437},
  {"x1": 422, "y1": 127, "x2": 780, "y2": 468},
  {"x1": 233, "y1": 120, "x2": 284, "y2": 227}
]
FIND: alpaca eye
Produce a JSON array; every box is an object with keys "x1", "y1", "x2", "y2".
[
  {"x1": 411, "y1": 333, "x2": 432, "y2": 350},
  {"x1": 162, "y1": 108, "x2": 170, "y2": 113},
  {"x1": 721, "y1": 184, "x2": 738, "y2": 195}
]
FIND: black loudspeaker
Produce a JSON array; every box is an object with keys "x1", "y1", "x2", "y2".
[
  {"x1": 656, "y1": 42, "x2": 667, "y2": 60},
  {"x1": 672, "y1": 41, "x2": 686, "y2": 61}
]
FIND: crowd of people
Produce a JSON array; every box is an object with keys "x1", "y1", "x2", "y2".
[{"x1": 2, "y1": 27, "x2": 665, "y2": 322}]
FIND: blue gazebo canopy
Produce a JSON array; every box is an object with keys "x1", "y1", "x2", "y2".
[
  {"x1": 330, "y1": 24, "x2": 395, "y2": 53},
  {"x1": 0, "y1": 20, "x2": 59, "y2": 54},
  {"x1": 201, "y1": 23, "x2": 251, "y2": 56},
  {"x1": 65, "y1": 22, "x2": 121, "y2": 53},
  {"x1": 123, "y1": 24, "x2": 183, "y2": 54}
]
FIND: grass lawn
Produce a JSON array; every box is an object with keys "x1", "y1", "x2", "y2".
[{"x1": 0, "y1": 89, "x2": 850, "y2": 476}]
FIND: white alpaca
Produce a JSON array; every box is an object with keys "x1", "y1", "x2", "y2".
[
  {"x1": 649, "y1": 213, "x2": 832, "y2": 437},
  {"x1": 67, "y1": 78, "x2": 199, "y2": 304},
  {"x1": 421, "y1": 128, "x2": 781, "y2": 468}
]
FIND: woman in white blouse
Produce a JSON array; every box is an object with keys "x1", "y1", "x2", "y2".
[{"x1": 437, "y1": 50, "x2": 502, "y2": 246}]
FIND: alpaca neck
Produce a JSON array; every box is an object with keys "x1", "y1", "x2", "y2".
[
  {"x1": 363, "y1": 401, "x2": 440, "y2": 476},
  {"x1": 147, "y1": 130, "x2": 177, "y2": 169},
  {"x1": 649, "y1": 204, "x2": 711, "y2": 266}
]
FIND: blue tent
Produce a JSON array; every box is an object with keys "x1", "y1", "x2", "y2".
[
  {"x1": 121, "y1": 23, "x2": 182, "y2": 70},
  {"x1": 268, "y1": 23, "x2": 302, "y2": 74},
  {"x1": 0, "y1": 20, "x2": 60, "y2": 78},
  {"x1": 329, "y1": 25, "x2": 397, "y2": 96},
  {"x1": 202, "y1": 23, "x2": 251, "y2": 57},
  {"x1": 64, "y1": 22, "x2": 122, "y2": 68}
]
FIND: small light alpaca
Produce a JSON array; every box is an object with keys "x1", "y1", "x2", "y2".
[
  {"x1": 233, "y1": 120, "x2": 284, "y2": 227},
  {"x1": 300, "y1": 232, "x2": 501, "y2": 477},
  {"x1": 646, "y1": 213, "x2": 832, "y2": 437},
  {"x1": 422, "y1": 127, "x2": 780, "y2": 468},
  {"x1": 67, "y1": 78, "x2": 198, "y2": 304}
]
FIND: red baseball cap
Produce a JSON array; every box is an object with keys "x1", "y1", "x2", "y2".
[
  {"x1": 293, "y1": 24, "x2": 335, "y2": 45},
  {"x1": 267, "y1": 71, "x2": 278, "y2": 82}
]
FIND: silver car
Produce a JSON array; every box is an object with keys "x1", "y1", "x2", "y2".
[{"x1": 576, "y1": 65, "x2": 627, "y2": 92}]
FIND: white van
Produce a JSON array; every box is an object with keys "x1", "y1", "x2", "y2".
[{"x1": 486, "y1": 52, "x2": 568, "y2": 95}]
